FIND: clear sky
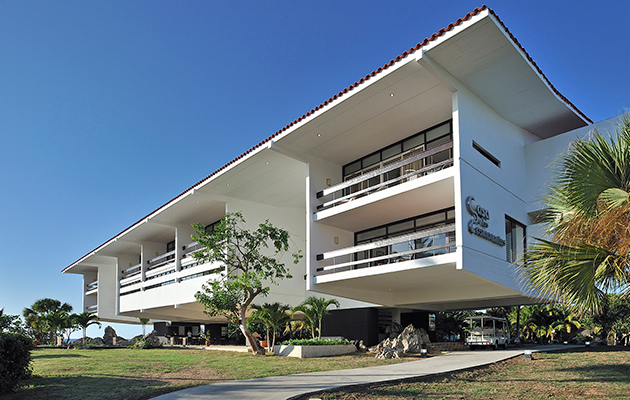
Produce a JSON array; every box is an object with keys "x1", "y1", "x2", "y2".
[{"x1": 1, "y1": 1, "x2": 628, "y2": 340}]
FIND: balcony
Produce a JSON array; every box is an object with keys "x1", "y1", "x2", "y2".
[
  {"x1": 86, "y1": 304, "x2": 98, "y2": 312},
  {"x1": 86, "y1": 281, "x2": 98, "y2": 295},
  {"x1": 316, "y1": 223, "x2": 456, "y2": 276},
  {"x1": 122, "y1": 263, "x2": 141, "y2": 279},
  {"x1": 316, "y1": 141, "x2": 453, "y2": 212},
  {"x1": 147, "y1": 250, "x2": 175, "y2": 271}
]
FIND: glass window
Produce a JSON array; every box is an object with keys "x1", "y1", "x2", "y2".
[
  {"x1": 382, "y1": 144, "x2": 401, "y2": 160},
  {"x1": 416, "y1": 213, "x2": 446, "y2": 229},
  {"x1": 388, "y1": 220, "x2": 414, "y2": 235},
  {"x1": 505, "y1": 217, "x2": 526, "y2": 263},
  {"x1": 426, "y1": 123, "x2": 451, "y2": 142},
  {"x1": 426, "y1": 134, "x2": 451, "y2": 149},
  {"x1": 344, "y1": 160, "x2": 361, "y2": 176},
  {"x1": 356, "y1": 227, "x2": 386, "y2": 243},
  {"x1": 167, "y1": 240, "x2": 175, "y2": 252},
  {"x1": 402, "y1": 133, "x2": 425, "y2": 151},
  {"x1": 362, "y1": 153, "x2": 381, "y2": 168},
  {"x1": 342, "y1": 120, "x2": 452, "y2": 181},
  {"x1": 447, "y1": 210, "x2": 456, "y2": 221}
]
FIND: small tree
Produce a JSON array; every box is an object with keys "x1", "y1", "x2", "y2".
[
  {"x1": 138, "y1": 318, "x2": 150, "y2": 336},
  {"x1": 23, "y1": 298, "x2": 72, "y2": 344},
  {"x1": 293, "y1": 297, "x2": 340, "y2": 339},
  {"x1": 251, "y1": 302, "x2": 291, "y2": 351},
  {"x1": 74, "y1": 312, "x2": 101, "y2": 342},
  {"x1": 193, "y1": 212, "x2": 301, "y2": 355}
]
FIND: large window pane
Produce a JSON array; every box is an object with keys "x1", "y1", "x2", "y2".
[
  {"x1": 416, "y1": 213, "x2": 445, "y2": 229},
  {"x1": 388, "y1": 220, "x2": 414, "y2": 235},
  {"x1": 403, "y1": 133, "x2": 425, "y2": 151},
  {"x1": 426, "y1": 123, "x2": 451, "y2": 142},
  {"x1": 381, "y1": 144, "x2": 401, "y2": 160},
  {"x1": 505, "y1": 217, "x2": 526, "y2": 263},
  {"x1": 362, "y1": 153, "x2": 380, "y2": 168}
]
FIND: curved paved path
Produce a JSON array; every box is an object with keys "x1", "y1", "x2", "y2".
[{"x1": 152, "y1": 345, "x2": 575, "y2": 400}]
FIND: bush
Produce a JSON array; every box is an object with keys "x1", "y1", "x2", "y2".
[
  {"x1": 0, "y1": 333, "x2": 34, "y2": 394},
  {"x1": 280, "y1": 338, "x2": 350, "y2": 346}
]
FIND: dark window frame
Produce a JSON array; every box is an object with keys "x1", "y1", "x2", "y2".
[
  {"x1": 505, "y1": 215, "x2": 526, "y2": 263},
  {"x1": 472, "y1": 141, "x2": 501, "y2": 168},
  {"x1": 342, "y1": 120, "x2": 453, "y2": 178}
]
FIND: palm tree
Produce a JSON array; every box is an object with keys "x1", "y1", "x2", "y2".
[
  {"x1": 23, "y1": 298, "x2": 73, "y2": 344},
  {"x1": 45, "y1": 310, "x2": 74, "y2": 346},
  {"x1": 520, "y1": 116, "x2": 630, "y2": 312},
  {"x1": 293, "y1": 297, "x2": 340, "y2": 339},
  {"x1": 74, "y1": 312, "x2": 101, "y2": 342},
  {"x1": 139, "y1": 318, "x2": 150, "y2": 336},
  {"x1": 251, "y1": 302, "x2": 291, "y2": 351}
]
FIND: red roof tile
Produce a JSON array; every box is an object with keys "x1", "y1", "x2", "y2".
[{"x1": 63, "y1": 5, "x2": 590, "y2": 272}]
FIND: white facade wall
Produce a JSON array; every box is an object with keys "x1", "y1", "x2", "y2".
[{"x1": 456, "y1": 86, "x2": 536, "y2": 292}]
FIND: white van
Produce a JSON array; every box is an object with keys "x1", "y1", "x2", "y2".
[{"x1": 464, "y1": 315, "x2": 510, "y2": 350}]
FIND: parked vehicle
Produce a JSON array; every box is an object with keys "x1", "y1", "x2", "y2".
[{"x1": 464, "y1": 315, "x2": 510, "y2": 350}]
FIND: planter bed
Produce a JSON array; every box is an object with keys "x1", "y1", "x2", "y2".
[{"x1": 274, "y1": 344, "x2": 356, "y2": 358}]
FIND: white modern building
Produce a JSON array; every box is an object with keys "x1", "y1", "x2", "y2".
[{"x1": 62, "y1": 6, "x2": 617, "y2": 345}]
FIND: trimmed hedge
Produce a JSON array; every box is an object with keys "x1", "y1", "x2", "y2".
[
  {"x1": 0, "y1": 333, "x2": 34, "y2": 394},
  {"x1": 280, "y1": 338, "x2": 350, "y2": 346}
]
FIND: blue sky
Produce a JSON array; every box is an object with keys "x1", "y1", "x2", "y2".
[{"x1": 1, "y1": 1, "x2": 628, "y2": 340}]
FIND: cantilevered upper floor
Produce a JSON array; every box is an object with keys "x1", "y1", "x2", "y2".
[{"x1": 63, "y1": 6, "x2": 591, "y2": 322}]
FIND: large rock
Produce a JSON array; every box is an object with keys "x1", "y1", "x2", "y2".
[
  {"x1": 370, "y1": 324, "x2": 430, "y2": 359},
  {"x1": 394, "y1": 324, "x2": 430, "y2": 353},
  {"x1": 385, "y1": 322, "x2": 403, "y2": 339},
  {"x1": 137, "y1": 330, "x2": 162, "y2": 348},
  {"x1": 102, "y1": 326, "x2": 117, "y2": 345}
]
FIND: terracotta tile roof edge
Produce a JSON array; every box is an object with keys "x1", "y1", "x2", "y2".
[{"x1": 63, "y1": 4, "x2": 590, "y2": 272}]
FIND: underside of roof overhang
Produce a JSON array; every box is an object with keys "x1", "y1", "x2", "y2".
[{"x1": 423, "y1": 10, "x2": 589, "y2": 138}]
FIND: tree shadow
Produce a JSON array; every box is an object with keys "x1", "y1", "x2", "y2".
[
  {"x1": 32, "y1": 353, "x2": 88, "y2": 360},
  {"x1": 4, "y1": 374, "x2": 217, "y2": 400}
]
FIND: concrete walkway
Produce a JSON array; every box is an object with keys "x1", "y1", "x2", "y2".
[{"x1": 152, "y1": 345, "x2": 576, "y2": 400}]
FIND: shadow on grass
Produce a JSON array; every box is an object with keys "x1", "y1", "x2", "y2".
[
  {"x1": 32, "y1": 353, "x2": 89, "y2": 359},
  {"x1": 548, "y1": 345, "x2": 630, "y2": 354},
  {"x1": 4, "y1": 374, "x2": 221, "y2": 400}
]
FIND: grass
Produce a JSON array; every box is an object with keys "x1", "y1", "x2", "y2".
[
  {"x1": 5, "y1": 346, "x2": 413, "y2": 400},
  {"x1": 301, "y1": 347, "x2": 630, "y2": 400}
]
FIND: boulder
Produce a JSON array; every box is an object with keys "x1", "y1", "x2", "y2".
[
  {"x1": 102, "y1": 326, "x2": 117, "y2": 345},
  {"x1": 393, "y1": 324, "x2": 429, "y2": 353},
  {"x1": 373, "y1": 338, "x2": 403, "y2": 359},
  {"x1": 91, "y1": 337, "x2": 104, "y2": 346},
  {"x1": 370, "y1": 324, "x2": 431, "y2": 359},
  {"x1": 142, "y1": 330, "x2": 162, "y2": 348},
  {"x1": 385, "y1": 322, "x2": 403, "y2": 339}
]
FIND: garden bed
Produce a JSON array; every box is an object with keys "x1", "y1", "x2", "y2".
[{"x1": 274, "y1": 344, "x2": 356, "y2": 358}]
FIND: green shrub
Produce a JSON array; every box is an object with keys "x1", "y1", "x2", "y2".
[
  {"x1": 280, "y1": 338, "x2": 350, "y2": 346},
  {"x1": 0, "y1": 332, "x2": 34, "y2": 394}
]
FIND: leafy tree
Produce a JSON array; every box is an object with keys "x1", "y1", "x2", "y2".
[
  {"x1": 44, "y1": 310, "x2": 77, "y2": 346},
  {"x1": 0, "y1": 309, "x2": 17, "y2": 333},
  {"x1": 520, "y1": 117, "x2": 630, "y2": 312},
  {"x1": 193, "y1": 212, "x2": 302, "y2": 355},
  {"x1": 435, "y1": 310, "x2": 475, "y2": 341},
  {"x1": 584, "y1": 293, "x2": 630, "y2": 344},
  {"x1": 251, "y1": 302, "x2": 291, "y2": 351},
  {"x1": 293, "y1": 297, "x2": 340, "y2": 339},
  {"x1": 23, "y1": 298, "x2": 73, "y2": 344},
  {"x1": 138, "y1": 318, "x2": 150, "y2": 336},
  {"x1": 74, "y1": 312, "x2": 101, "y2": 341}
]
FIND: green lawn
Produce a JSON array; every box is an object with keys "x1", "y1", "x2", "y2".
[
  {"x1": 5, "y1": 346, "x2": 411, "y2": 400},
  {"x1": 304, "y1": 347, "x2": 630, "y2": 400}
]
